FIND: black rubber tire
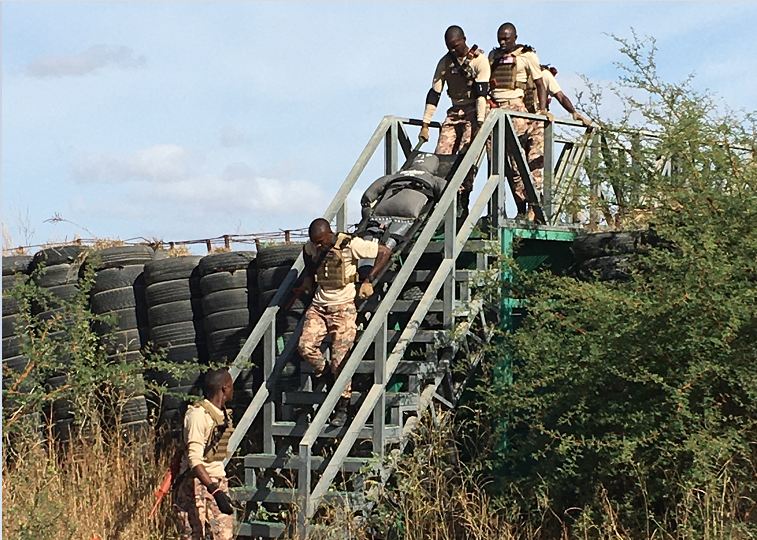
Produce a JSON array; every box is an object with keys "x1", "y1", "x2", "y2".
[
  {"x1": 106, "y1": 350, "x2": 143, "y2": 365},
  {"x1": 209, "y1": 348, "x2": 244, "y2": 363},
  {"x1": 103, "y1": 329, "x2": 145, "y2": 354},
  {"x1": 255, "y1": 244, "x2": 303, "y2": 270},
  {"x1": 144, "y1": 256, "x2": 202, "y2": 286},
  {"x1": 120, "y1": 419, "x2": 151, "y2": 440},
  {"x1": 204, "y1": 309, "x2": 252, "y2": 334},
  {"x1": 54, "y1": 418, "x2": 76, "y2": 442},
  {"x1": 158, "y1": 385, "x2": 196, "y2": 409},
  {"x1": 202, "y1": 289, "x2": 251, "y2": 315},
  {"x1": 574, "y1": 255, "x2": 631, "y2": 282},
  {"x1": 2, "y1": 297, "x2": 22, "y2": 317},
  {"x1": 145, "y1": 280, "x2": 199, "y2": 306},
  {"x1": 47, "y1": 284, "x2": 79, "y2": 302},
  {"x1": 120, "y1": 395, "x2": 149, "y2": 423},
  {"x1": 198, "y1": 251, "x2": 256, "y2": 277},
  {"x1": 90, "y1": 286, "x2": 143, "y2": 314},
  {"x1": 3, "y1": 335, "x2": 27, "y2": 357},
  {"x1": 150, "y1": 321, "x2": 202, "y2": 346},
  {"x1": 257, "y1": 266, "x2": 299, "y2": 291},
  {"x1": 3, "y1": 355, "x2": 29, "y2": 373},
  {"x1": 258, "y1": 289, "x2": 306, "y2": 313},
  {"x1": 2, "y1": 274, "x2": 24, "y2": 291},
  {"x1": 199, "y1": 270, "x2": 250, "y2": 296},
  {"x1": 31, "y1": 245, "x2": 89, "y2": 268},
  {"x1": 90, "y1": 266, "x2": 145, "y2": 295},
  {"x1": 151, "y1": 365, "x2": 203, "y2": 388},
  {"x1": 208, "y1": 327, "x2": 250, "y2": 353},
  {"x1": 88, "y1": 246, "x2": 154, "y2": 270},
  {"x1": 147, "y1": 300, "x2": 203, "y2": 327},
  {"x1": 34, "y1": 264, "x2": 79, "y2": 287},
  {"x1": 2, "y1": 255, "x2": 33, "y2": 276},
  {"x1": 2, "y1": 315, "x2": 21, "y2": 338},
  {"x1": 571, "y1": 232, "x2": 643, "y2": 261},
  {"x1": 164, "y1": 342, "x2": 207, "y2": 364},
  {"x1": 92, "y1": 307, "x2": 145, "y2": 333}
]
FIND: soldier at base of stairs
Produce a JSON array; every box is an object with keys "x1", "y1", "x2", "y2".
[
  {"x1": 173, "y1": 369, "x2": 235, "y2": 540},
  {"x1": 296, "y1": 218, "x2": 391, "y2": 427}
]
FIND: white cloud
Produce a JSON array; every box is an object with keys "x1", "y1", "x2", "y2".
[
  {"x1": 72, "y1": 144, "x2": 204, "y2": 183},
  {"x1": 70, "y1": 145, "x2": 328, "y2": 217},
  {"x1": 18, "y1": 44, "x2": 145, "y2": 78}
]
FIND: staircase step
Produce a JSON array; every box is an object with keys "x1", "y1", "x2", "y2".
[
  {"x1": 282, "y1": 390, "x2": 419, "y2": 407},
  {"x1": 237, "y1": 521, "x2": 287, "y2": 538},
  {"x1": 243, "y1": 453, "x2": 370, "y2": 472},
  {"x1": 300, "y1": 359, "x2": 441, "y2": 376},
  {"x1": 390, "y1": 299, "x2": 443, "y2": 313},
  {"x1": 384, "y1": 269, "x2": 477, "y2": 283},
  {"x1": 231, "y1": 486, "x2": 361, "y2": 506},
  {"x1": 271, "y1": 421, "x2": 401, "y2": 440},
  {"x1": 424, "y1": 239, "x2": 486, "y2": 254}
]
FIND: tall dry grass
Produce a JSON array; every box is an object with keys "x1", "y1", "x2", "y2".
[{"x1": 2, "y1": 427, "x2": 179, "y2": 540}]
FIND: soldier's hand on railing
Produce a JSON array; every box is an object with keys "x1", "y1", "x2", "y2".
[
  {"x1": 358, "y1": 280, "x2": 374, "y2": 299},
  {"x1": 538, "y1": 109, "x2": 555, "y2": 123},
  {"x1": 572, "y1": 111, "x2": 592, "y2": 127},
  {"x1": 418, "y1": 125, "x2": 430, "y2": 143}
]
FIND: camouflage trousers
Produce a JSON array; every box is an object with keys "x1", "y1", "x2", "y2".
[
  {"x1": 298, "y1": 302, "x2": 358, "y2": 399},
  {"x1": 436, "y1": 103, "x2": 478, "y2": 212},
  {"x1": 491, "y1": 97, "x2": 544, "y2": 211},
  {"x1": 173, "y1": 476, "x2": 233, "y2": 540}
]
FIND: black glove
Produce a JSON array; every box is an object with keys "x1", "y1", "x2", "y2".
[{"x1": 208, "y1": 483, "x2": 234, "y2": 515}]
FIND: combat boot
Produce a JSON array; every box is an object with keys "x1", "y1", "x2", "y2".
[{"x1": 331, "y1": 397, "x2": 350, "y2": 427}]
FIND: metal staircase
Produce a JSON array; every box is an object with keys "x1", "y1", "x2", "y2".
[{"x1": 222, "y1": 110, "x2": 591, "y2": 538}]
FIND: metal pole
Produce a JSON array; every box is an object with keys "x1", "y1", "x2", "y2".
[{"x1": 543, "y1": 119, "x2": 554, "y2": 223}]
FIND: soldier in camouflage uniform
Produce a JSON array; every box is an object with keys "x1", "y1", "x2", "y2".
[
  {"x1": 488, "y1": 22, "x2": 549, "y2": 218},
  {"x1": 296, "y1": 218, "x2": 391, "y2": 427},
  {"x1": 174, "y1": 369, "x2": 235, "y2": 540},
  {"x1": 523, "y1": 65, "x2": 593, "y2": 207},
  {"x1": 418, "y1": 25, "x2": 490, "y2": 222}
]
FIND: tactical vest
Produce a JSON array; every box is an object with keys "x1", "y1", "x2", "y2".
[
  {"x1": 195, "y1": 399, "x2": 234, "y2": 462},
  {"x1": 442, "y1": 47, "x2": 481, "y2": 102},
  {"x1": 489, "y1": 44, "x2": 533, "y2": 93},
  {"x1": 523, "y1": 65, "x2": 552, "y2": 113},
  {"x1": 315, "y1": 233, "x2": 356, "y2": 288}
]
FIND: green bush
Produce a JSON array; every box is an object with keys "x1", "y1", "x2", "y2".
[{"x1": 473, "y1": 33, "x2": 757, "y2": 538}]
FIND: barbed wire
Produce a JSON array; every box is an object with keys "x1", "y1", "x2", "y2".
[{"x1": 2, "y1": 228, "x2": 320, "y2": 256}]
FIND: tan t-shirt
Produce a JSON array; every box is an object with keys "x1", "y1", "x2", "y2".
[
  {"x1": 490, "y1": 48, "x2": 543, "y2": 102},
  {"x1": 304, "y1": 236, "x2": 379, "y2": 307},
  {"x1": 541, "y1": 69, "x2": 562, "y2": 97},
  {"x1": 183, "y1": 400, "x2": 226, "y2": 479},
  {"x1": 422, "y1": 50, "x2": 491, "y2": 124}
]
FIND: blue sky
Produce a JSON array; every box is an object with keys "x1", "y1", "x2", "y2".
[{"x1": 3, "y1": 2, "x2": 756, "y2": 251}]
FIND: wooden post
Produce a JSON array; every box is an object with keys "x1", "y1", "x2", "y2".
[
  {"x1": 223, "y1": 235, "x2": 230, "y2": 249},
  {"x1": 206, "y1": 239, "x2": 212, "y2": 252}
]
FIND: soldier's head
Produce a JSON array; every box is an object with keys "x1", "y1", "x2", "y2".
[
  {"x1": 309, "y1": 218, "x2": 335, "y2": 251},
  {"x1": 203, "y1": 368, "x2": 233, "y2": 404},
  {"x1": 444, "y1": 26, "x2": 467, "y2": 57},
  {"x1": 497, "y1": 23, "x2": 517, "y2": 50}
]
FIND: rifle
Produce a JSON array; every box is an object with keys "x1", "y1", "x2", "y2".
[{"x1": 148, "y1": 447, "x2": 183, "y2": 519}]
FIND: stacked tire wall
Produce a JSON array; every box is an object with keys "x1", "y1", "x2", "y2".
[
  {"x1": 2, "y1": 255, "x2": 36, "y2": 433},
  {"x1": 29, "y1": 245, "x2": 89, "y2": 442},
  {"x1": 87, "y1": 246, "x2": 155, "y2": 437},
  {"x1": 143, "y1": 256, "x2": 206, "y2": 431},
  {"x1": 198, "y1": 251, "x2": 260, "y2": 423}
]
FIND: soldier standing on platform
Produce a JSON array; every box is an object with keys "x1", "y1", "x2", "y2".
[
  {"x1": 418, "y1": 25, "x2": 490, "y2": 222},
  {"x1": 488, "y1": 22, "x2": 548, "y2": 218}
]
